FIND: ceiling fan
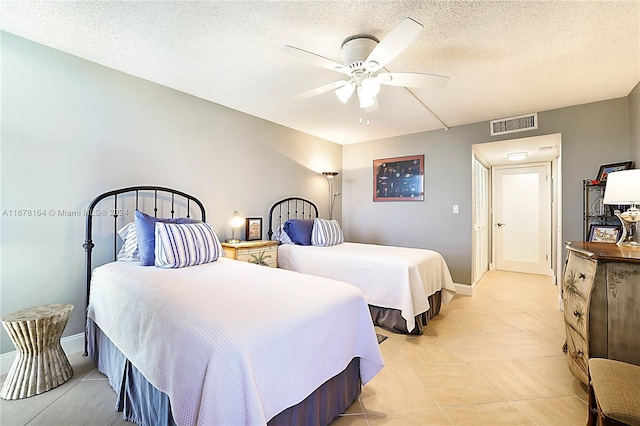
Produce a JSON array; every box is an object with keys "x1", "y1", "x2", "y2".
[{"x1": 283, "y1": 17, "x2": 449, "y2": 112}]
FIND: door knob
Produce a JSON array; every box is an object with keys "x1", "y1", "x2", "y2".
[{"x1": 497, "y1": 223, "x2": 506, "y2": 227}]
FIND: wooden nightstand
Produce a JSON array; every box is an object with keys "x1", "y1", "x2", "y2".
[{"x1": 221, "y1": 240, "x2": 278, "y2": 268}]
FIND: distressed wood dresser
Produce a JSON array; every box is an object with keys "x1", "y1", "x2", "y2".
[{"x1": 562, "y1": 242, "x2": 640, "y2": 385}]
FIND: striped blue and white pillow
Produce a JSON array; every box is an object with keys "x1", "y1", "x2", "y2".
[
  {"x1": 273, "y1": 224, "x2": 294, "y2": 245},
  {"x1": 117, "y1": 222, "x2": 140, "y2": 262},
  {"x1": 154, "y1": 222, "x2": 222, "y2": 268},
  {"x1": 311, "y1": 218, "x2": 344, "y2": 247}
]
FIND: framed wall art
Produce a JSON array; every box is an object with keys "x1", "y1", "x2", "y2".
[
  {"x1": 373, "y1": 155, "x2": 424, "y2": 202},
  {"x1": 588, "y1": 224, "x2": 621, "y2": 243},
  {"x1": 596, "y1": 161, "x2": 633, "y2": 182},
  {"x1": 245, "y1": 217, "x2": 262, "y2": 241}
]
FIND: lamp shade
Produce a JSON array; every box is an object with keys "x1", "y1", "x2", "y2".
[
  {"x1": 603, "y1": 170, "x2": 640, "y2": 205},
  {"x1": 322, "y1": 171, "x2": 339, "y2": 180},
  {"x1": 230, "y1": 211, "x2": 244, "y2": 228}
]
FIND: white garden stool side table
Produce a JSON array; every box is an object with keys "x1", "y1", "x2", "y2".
[{"x1": 1, "y1": 304, "x2": 74, "y2": 399}]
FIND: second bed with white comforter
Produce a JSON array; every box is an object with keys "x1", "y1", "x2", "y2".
[{"x1": 278, "y1": 242, "x2": 457, "y2": 333}]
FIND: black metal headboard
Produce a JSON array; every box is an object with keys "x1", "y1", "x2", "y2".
[
  {"x1": 82, "y1": 186, "x2": 206, "y2": 353},
  {"x1": 268, "y1": 197, "x2": 319, "y2": 240}
]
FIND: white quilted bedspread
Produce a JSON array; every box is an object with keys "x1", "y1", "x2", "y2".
[
  {"x1": 278, "y1": 242, "x2": 457, "y2": 331},
  {"x1": 88, "y1": 258, "x2": 383, "y2": 425}
]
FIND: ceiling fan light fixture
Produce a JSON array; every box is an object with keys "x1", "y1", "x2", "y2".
[
  {"x1": 335, "y1": 83, "x2": 355, "y2": 103},
  {"x1": 357, "y1": 87, "x2": 375, "y2": 108},
  {"x1": 359, "y1": 96, "x2": 375, "y2": 109},
  {"x1": 507, "y1": 152, "x2": 528, "y2": 161},
  {"x1": 360, "y1": 78, "x2": 380, "y2": 98}
]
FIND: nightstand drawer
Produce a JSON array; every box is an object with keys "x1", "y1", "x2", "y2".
[
  {"x1": 236, "y1": 246, "x2": 278, "y2": 267},
  {"x1": 221, "y1": 241, "x2": 278, "y2": 268}
]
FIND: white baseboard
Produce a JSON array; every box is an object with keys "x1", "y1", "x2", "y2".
[
  {"x1": 454, "y1": 282, "x2": 474, "y2": 296},
  {"x1": 1, "y1": 333, "x2": 84, "y2": 376}
]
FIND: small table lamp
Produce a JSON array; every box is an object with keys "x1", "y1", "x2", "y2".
[
  {"x1": 603, "y1": 169, "x2": 640, "y2": 246},
  {"x1": 225, "y1": 211, "x2": 244, "y2": 244}
]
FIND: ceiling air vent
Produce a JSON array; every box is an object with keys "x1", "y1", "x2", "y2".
[{"x1": 490, "y1": 113, "x2": 538, "y2": 136}]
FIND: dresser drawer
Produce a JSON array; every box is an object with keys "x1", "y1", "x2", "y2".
[
  {"x1": 565, "y1": 325, "x2": 589, "y2": 384},
  {"x1": 563, "y1": 251, "x2": 597, "y2": 299},
  {"x1": 562, "y1": 291, "x2": 588, "y2": 336}
]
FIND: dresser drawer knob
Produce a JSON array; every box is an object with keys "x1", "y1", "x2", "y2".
[
  {"x1": 573, "y1": 310, "x2": 581, "y2": 318},
  {"x1": 578, "y1": 273, "x2": 586, "y2": 280}
]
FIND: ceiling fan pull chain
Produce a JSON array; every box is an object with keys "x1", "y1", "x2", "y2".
[{"x1": 358, "y1": 110, "x2": 371, "y2": 126}]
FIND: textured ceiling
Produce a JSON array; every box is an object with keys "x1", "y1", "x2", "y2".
[{"x1": 1, "y1": 1, "x2": 639, "y2": 146}]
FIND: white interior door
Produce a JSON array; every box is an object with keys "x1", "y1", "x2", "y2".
[{"x1": 493, "y1": 163, "x2": 551, "y2": 275}]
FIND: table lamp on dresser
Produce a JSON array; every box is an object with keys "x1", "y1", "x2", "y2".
[{"x1": 603, "y1": 169, "x2": 640, "y2": 246}]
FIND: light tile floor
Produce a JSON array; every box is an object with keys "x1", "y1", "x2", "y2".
[{"x1": 1, "y1": 270, "x2": 587, "y2": 425}]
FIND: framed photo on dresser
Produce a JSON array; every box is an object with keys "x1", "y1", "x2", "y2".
[
  {"x1": 588, "y1": 224, "x2": 621, "y2": 243},
  {"x1": 245, "y1": 218, "x2": 262, "y2": 241}
]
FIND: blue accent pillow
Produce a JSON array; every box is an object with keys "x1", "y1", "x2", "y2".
[
  {"x1": 134, "y1": 210, "x2": 201, "y2": 266},
  {"x1": 283, "y1": 219, "x2": 314, "y2": 246}
]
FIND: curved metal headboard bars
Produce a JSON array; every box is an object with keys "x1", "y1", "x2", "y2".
[
  {"x1": 83, "y1": 185, "x2": 206, "y2": 354},
  {"x1": 267, "y1": 197, "x2": 319, "y2": 240}
]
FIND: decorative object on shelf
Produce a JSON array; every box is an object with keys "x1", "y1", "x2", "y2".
[
  {"x1": 596, "y1": 161, "x2": 633, "y2": 182},
  {"x1": 225, "y1": 211, "x2": 244, "y2": 244},
  {"x1": 588, "y1": 224, "x2": 621, "y2": 243},
  {"x1": 582, "y1": 179, "x2": 620, "y2": 241},
  {"x1": 245, "y1": 217, "x2": 262, "y2": 241},
  {"x1": 322, "y1": 172, "x2": 339, "y2": 220},
  {"x1": 373, "y1": 155, "x2": 424, "y2": 202},
  {"x1": 603, "y1": 169, "x2": 640, "y2": 246}
]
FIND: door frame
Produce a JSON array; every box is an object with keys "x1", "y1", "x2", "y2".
[{"x1": 471, "y1": 133, "x2": 563, "y2": 294}]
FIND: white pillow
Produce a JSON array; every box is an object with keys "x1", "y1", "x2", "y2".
[
  {"x1": 154, "y1": 222, "x2": 222, "y2": 268},
  {"x1": 116, "y1": 222, "x2": 140, "y2": 262},
  {"x1": 273, "y1": 224, "x2": 294, "y2": 245},
  {"x1": 311, "y1": 218, "x2": 344, "y2": 247}
]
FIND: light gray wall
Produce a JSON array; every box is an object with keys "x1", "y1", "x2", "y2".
[
  {"x1": 0, "y1": 32, "x2": 341, "y2": 353},
  {"x1": 629, "y1": 82, "x2": 640, "y2": 165},
  {"x1": 342, "y1": 98, "x2": 630, "y2": 285}
]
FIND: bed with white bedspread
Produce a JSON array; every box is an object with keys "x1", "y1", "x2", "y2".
[
  {"x1": 269, "y1": 197, "x2": 456, "y2": 334},
  {"x1": 83, "y1": 187, "x2": 383, "y2": 426}
]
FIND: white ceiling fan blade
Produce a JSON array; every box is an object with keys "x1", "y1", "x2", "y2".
[
  {"x1": 282, "y1": 45, "x2": 351, "y2": 76},
  {"x1": 293, "y1": 80, "x2": 348, "y2": 100},
  {"x1": 365, "y1": 18, "x2": 423, "y2": 72},
  {"x1": 376, "y1": 72, "x2": 449, "y2": 89}
]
